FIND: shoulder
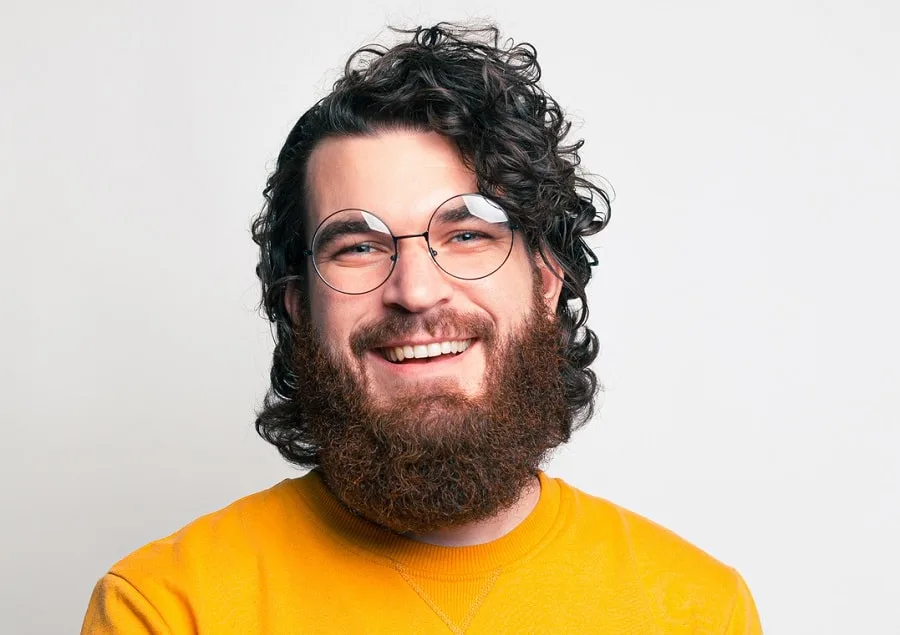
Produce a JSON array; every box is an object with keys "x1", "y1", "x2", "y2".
[
  {"x1": 559, "y1": 479, "x2": 736, "y2": 581},
  {"x1": 108, "y1": 476, "x2": 306, "y2": 584},
  {"x1": 83, "y1": 478, "x2": 310, "y2": 633},
  {"x1": 556, "y1": 478, "x2": 759, "y2": 631}
]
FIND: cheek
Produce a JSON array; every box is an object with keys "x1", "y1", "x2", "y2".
[
  {"x1": 468, "y1": 271, "x2": 536, "y2": 334},
  {"x1": 308, "y1": 286, "x2": 355, "y2": 350},
  {"x1": 496, "y1": 251, "x2": 538, "y2": 307}
]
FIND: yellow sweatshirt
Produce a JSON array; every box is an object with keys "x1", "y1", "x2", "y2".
[{"x1": 82, "y1": 471, "x2": 761, "y2": 634}]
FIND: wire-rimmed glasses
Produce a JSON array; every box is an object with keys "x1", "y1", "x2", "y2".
[{"x1": 303, "y1": 193, "x2": 518, "y2": 295}]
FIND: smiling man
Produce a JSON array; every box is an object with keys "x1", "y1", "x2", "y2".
[{"x1": 82, "y1": 24, "x2": 761, "y2": 634}]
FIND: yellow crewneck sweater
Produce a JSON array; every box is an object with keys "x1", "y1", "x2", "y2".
[{"x1": 82, "y1": 471, "x2": 761, "y2": 633}]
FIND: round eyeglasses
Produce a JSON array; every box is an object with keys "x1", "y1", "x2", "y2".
[{"x1": 303, "y1": 193, "x2": 518, "y2": 295}]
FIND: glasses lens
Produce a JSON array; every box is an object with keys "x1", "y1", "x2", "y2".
[
  {"x1": 428, "y1": 194, "x2": 515, "y2": 280},
  {"x1": 311, "y1": 209, "x2": 395, "y2": 294}
]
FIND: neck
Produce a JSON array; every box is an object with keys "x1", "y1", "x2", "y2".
[{"x1": 403, "y1": 474, "x2": 542, "y2": 547}]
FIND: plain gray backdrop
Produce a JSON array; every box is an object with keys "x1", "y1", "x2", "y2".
[{"x1": 2, "y1": 1, "x2": 898, "y2": 633}]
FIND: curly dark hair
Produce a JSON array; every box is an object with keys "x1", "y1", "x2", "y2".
[{"x1": 251, "y1": 23, "x2": 612, "y2": 467}]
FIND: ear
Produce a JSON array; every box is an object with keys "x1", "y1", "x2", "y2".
[
  {"x1": 534, "y1": 249, "x2": 565, "y2": 316},
  {"x1": 283, "y1": 280, "x2": 303, "y2": 325}
]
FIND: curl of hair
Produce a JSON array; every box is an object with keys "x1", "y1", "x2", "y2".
[{"x1": 251, "y1": 23, "x2": 612, "y2": 467}]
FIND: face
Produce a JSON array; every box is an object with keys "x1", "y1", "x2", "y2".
[
  {"x1": 296, "y1": 129, "x2": 562, "y2": 403},
  {"x1": 281, "y1": 129, "x2": 569, "y2": 532}
]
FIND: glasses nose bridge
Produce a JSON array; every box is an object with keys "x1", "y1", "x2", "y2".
[{"x1": 392, "y1": 231, "x2": 437, "y2": 259}]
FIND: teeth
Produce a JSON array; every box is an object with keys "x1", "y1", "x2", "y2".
[{"x1": 384, "y1": 339, "x2": 473, "y2": 363}]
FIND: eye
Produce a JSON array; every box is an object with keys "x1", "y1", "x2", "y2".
[
  {"x1": 337, "y1": 243, "x2": 377, "y2": 255},
  {"x1": 451, "y1": 231, "x2": 487, "y2": 243}
]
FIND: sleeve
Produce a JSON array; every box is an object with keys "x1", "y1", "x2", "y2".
[
  {"x1": 724, "y1": 569, "x2": 763, "y2": 635},
  {"x1": 81, "y1": 573, "x2": 172, "y2": 635}
]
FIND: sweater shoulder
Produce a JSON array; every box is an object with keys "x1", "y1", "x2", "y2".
[
  {"x1": 558, "y1": 479, "x2": 746, "y2": 627},
  {"x1": 108, "y1": 476, "x2": 307, "y2": 582},
  {"x1": 562, "y1": 481, "x2": 736, "y2": 578}
]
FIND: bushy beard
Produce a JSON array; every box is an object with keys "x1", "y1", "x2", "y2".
[{"x1": 288, "y1": 283, "x2": 569, "y2": 535}]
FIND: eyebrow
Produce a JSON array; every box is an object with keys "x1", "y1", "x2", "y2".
[
  {"x1": 313, "y1": 201, "x2": 501, "y2": 249},
  {"x1": 314, "y1": 219, "x2": 389, "y2": 250},
  {"x1": 433, "y1": 205, "x2": 475, "y2": 224}
]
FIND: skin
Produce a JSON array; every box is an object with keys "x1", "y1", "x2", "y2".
[{"x1": 286, "y1": 128, "x2": 563, "y2": 546}]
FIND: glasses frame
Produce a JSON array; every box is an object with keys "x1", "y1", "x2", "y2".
[{"x1": 303, "y1": 193, "x2": 520, "y2": 296}]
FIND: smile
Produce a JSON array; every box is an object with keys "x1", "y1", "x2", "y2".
[{"x1": 380, "y1": 338, "x2": 473, "y2": 363}]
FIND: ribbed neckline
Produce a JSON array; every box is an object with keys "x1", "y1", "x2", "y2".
[{"x1": 288, "y1": 470, "x2": 564, "y2": 576}]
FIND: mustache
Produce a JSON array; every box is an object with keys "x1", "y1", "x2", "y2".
[{"x1": 350, "y1": 309, "x2": 496, "y2": 358}]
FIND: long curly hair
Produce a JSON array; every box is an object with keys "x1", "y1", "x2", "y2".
[{"x1": 251, "y1": 23, "x2": 612, "y2": 467}]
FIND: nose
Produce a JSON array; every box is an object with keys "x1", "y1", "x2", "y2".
[{"x1": 379, "y1": 235, "x2": 454, "y2": 313}]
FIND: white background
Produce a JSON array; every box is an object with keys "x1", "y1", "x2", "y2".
[{"x1": 2, "y1": 1, "x2": 898, "y2": 633}]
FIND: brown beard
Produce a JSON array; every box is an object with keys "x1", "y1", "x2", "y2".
[{"x1": 288, "y1": 281, "x2": 569, "y2": 534}]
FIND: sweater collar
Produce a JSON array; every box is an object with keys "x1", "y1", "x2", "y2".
[{"x1": 290, "y1": 470, "x2": 563, "y2": 576}]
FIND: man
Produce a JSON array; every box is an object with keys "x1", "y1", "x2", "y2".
[{"x1": 82, "y1": 23, "x2": 761, "y2": 634}]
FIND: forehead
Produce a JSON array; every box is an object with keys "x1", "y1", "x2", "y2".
[{"x1": 305, "y1": 129, "x2": 477, "y2": 230}]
